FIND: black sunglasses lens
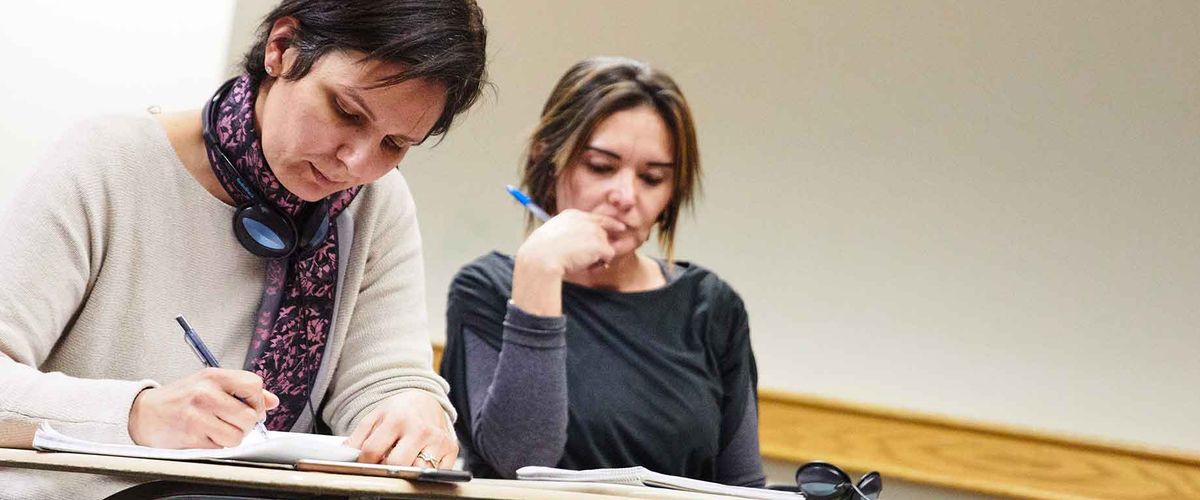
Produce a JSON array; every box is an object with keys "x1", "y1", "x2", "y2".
[
  {"x1": 857, "y1": 471, "x2": 883, "y2": 500},
  {"x1": 803, "y1": 483, "x2": 843, "y2": 498},
  {"x1": 797, "y1": 463, "x2": 849, "y2": 498}
]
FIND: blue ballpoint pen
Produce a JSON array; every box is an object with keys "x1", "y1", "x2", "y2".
[
  {"x1": 505, "y1": 184, "x2": 551, "y2": 222},
  {"x1": 175, "y1": 314, "x2": 271, "y2": 441}
]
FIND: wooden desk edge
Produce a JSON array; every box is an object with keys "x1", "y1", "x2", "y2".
[{"x1": 0, "y1": 448, "x2": 741, "y2": 500}]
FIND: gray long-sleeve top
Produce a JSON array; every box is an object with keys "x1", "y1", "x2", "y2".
[{"x1": 441, "y1": 252, "x2": 765, "y2": 487}]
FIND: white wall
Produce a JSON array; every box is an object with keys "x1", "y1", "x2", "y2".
[
  {"x1": 9, "y1": 0, "x2": 1195, "y2": 474},
  {"x1": 0, "y1": 1, "x2": 235, "y2": 204}
]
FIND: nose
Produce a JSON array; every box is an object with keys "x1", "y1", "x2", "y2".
[
  {"x1": 334, "y1": 143, "x2": 364, "y2": 181},
  {"x1": 335, "y1": 135, "x2": 385, "y2": 181},
  {"x1": 606, "y1": 169, "x2": 636, "y2": 211}
]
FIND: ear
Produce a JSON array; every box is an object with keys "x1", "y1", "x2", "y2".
[{"x1": 263, "y1": 17, "x2": 301, "y2": 77}]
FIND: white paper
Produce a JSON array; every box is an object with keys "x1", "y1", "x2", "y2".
[
  {"x1": 517, "y1": 466, "x2": 805, "y2": 500},
  {"x1": 32, "y1": 422, "x2": 360, "y2": 464}
]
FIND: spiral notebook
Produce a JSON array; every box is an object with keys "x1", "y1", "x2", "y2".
[
  {"x1": 517, "y1": 465, "x2": 804, "y2": 500},
  {"x1": 31, "y1": 422, "x2": 360, "y2": 464}
]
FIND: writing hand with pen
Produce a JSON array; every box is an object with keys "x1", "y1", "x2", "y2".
[
  {"x1": 127, "y1": 315, "x2": 458, "y2": 470},
  {"x1": 128, "y1": 367, "x2": 279, "y2": 449},
  {"x1": 127, "y1": 315, "x2": 279, "y2": 449}
]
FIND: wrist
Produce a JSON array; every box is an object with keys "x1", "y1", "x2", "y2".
[
  {"x1": 515, "y1": 246, "x2": 566, "y2": 279},
  {"x1": 127, "y1": 387, "x2": 153, "y2": 444},
  {"x1": 512, "y1": 250, "x2": 565, "y2": 317}
]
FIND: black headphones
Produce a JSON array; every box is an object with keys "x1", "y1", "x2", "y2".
[{"x1": 202, "y1": 77, "x2": 332, "y2": 259}]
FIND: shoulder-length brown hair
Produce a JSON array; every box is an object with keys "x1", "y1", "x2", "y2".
[{"x1": 521, "y1": 56, "x2": 700, "y2": 262}]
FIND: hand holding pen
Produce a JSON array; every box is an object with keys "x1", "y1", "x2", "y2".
[
  {"x1": 177, "y1": 315, "x2": 271, "y2": 441},
  {"x1": 126, "y1": 316, "x2": 279, "y2": 449},
  {"x1": 505, "y1": 185, "x2": 626, "y2": 317},
  {"x1": 505, "y1": 185, "x2": 626, "y2": 275}
]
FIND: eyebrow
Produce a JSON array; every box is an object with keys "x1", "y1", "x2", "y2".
[
  {"x1": 585, "y1": 146, "x2": 674, "y2": 168},
  {"x1": 339, "y1": 85, "x2": 424, "y2": 145}
]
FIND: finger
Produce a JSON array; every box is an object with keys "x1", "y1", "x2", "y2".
[
  {"x1": 186, "y1": 405, "x2": 246, "y2": 448},
  {"x1": 358, "y1": 416, "x2": 406, "y2": 464},
  {"x1": 411, "y1": 431, "x2": 451, "y2": 468},
  {"x1": 346, "y1": 409, "x2": 380, "y2": 450},
  {"x1": 216, "y1": 371, "x2": 269, "y2": 415},
  {"x1": 586, "y1": 249, "x2": 616, "y2": 271},
  {"x1": 437, "y1": 436, "x2": 459, "y2": 470},
  {"x1": 593, "y1": 214, "x2": 627, "y2": 234},
  {"x1": 180, "y1": 415, "x2": 223, "y2": 449},
  {"x1": 208, "y1": 390, "x2": 260, "y2": 434},
  {"x1": 263, "y1": 390, "x2": 280, "y2": 411},
  {"x1": 386, "y1": 431, "x2": 427, "y2": 467},
  {"x1": 205, "y1": 417, "x2": 246, "y2": 448},
  {"x1": 200, "y1": 368, "x2": 269, "y2": 422},
  {"x1": 208, "y1": 415, "x2": 251, "y2": 447},
  {"x1": 590, "y1": 222, "x2": 618, "y2": 252},
  {"x1": 591, "y1": 240, "x2": 616, "y2": 267}
]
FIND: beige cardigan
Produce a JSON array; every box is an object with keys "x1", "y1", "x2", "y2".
[{"x1": 0, "y1": 115, "x2": 452, "y2": 499}]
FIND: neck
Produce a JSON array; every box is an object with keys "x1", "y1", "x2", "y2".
[
  {"x1": 254, "y1": 77, "x2": 273, "y2": 137},
  {"x1": 157, "y1": 110, "x2": 235, "y2": 206},
  {"x1": 564, "y1": 252, "x2": 665, "y2": 292}
]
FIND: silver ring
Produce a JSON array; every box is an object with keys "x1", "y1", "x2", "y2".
[{"x1": 417, "y1": 449, "x2": 440, "y2": 468}]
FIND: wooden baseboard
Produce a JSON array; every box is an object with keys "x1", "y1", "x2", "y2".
[
  {"x1": 759, "y1": 390, "x2": 1200, "y2": 499},
  {"x1": 433, "y1": 344, "x2": 1200, "y2": 498}
]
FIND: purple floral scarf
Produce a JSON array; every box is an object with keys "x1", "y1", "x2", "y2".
[{"x1": 203, "y1": 74, "x2": 360, "y2": 430}]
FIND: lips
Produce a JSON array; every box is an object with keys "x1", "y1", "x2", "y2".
[
  {"x1": 309, "y1": 162, "x2": 343, "y2": 187},
  {"x1": 612, "y1": 219, "x2": 638, "y2": 233}
]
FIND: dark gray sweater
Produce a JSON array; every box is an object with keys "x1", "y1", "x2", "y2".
[{"x1": 441, "y1": 252, "x2": 765, "y2": 487}]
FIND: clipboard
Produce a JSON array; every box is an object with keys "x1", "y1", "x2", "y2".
[{"x1": 295, "y1": 458, "x2": 472, "y2": 483}]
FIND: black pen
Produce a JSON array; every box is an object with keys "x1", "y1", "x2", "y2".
[{"x1": 176, "y1": 314, "x2": 270, "y2": 441}]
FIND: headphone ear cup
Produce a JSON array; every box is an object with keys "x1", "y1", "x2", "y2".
[
  {"x1": 296, "y1": 199, "x2": 332, "y2": 254},
  {"x1": 233, "y1": 203, "x2": 297, "y2": 258}
]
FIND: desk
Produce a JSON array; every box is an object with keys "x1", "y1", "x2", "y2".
[{"x1": 0, "y1": 447, "x2": 737, "y2": 499}]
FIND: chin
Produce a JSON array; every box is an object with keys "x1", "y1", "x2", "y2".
[
  {"x1": 612, "y1": 238, "x2": 644, "y2": 257},
  {"x1": 296, "y1": 191, "x2": 327, "y2": 202},
  {"x1": 308, "y1": 182, "x2": 333, "y2": 199},
  {"x1": 302, "y1": 175, "x2": 340, "y2": 201},
  {"x1": 278, "y1": 177, "x2": 327, "y2": 202}
]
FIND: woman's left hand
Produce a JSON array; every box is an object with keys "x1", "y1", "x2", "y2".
[{"x1": 345, "y1": 391, "x2": 458, "y2": 468}]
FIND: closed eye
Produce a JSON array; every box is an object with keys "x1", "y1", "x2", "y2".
[
  {"x1": 587, "y1": 163, "x2": 615, "y2": 174},
  {"x1": 333, "y1": 97, "x2": 363, "y2": 123},
  {"x1": 384, "y1": 136, "x2": 409, "y2": 151},
  {"x1": 640, "y1": 173, "x2": 665, "y2": 186}
]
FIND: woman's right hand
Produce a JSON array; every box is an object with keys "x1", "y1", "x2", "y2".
[
  {"x1": 128, "y1": 367, "x2": 279, "y2": 449},
  {"x1": 511, "y1": 209, "x2": 625, "y2": 316},
  {"x1": 516, "y1": 209, "x2": 626, "y2": 276}
]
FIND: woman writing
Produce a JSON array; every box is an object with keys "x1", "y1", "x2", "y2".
[
  {"x1": 0, "y1": 1, "x2": 486, "y2": 497},
  {"x1": 441, "y1": 57, "x2": 764, "y2": 487}
]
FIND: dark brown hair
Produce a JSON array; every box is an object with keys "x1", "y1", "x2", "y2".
[
  {"x1": 522, "y1": 56, "x2": 701, "y2": 261},
  {"x1": 242, "y1": 0, "x2": 488, "y2": 139}
]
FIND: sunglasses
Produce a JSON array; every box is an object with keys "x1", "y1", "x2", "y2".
[{"x1": 795, "y1": 461, "x2": 883, "y2": 500}]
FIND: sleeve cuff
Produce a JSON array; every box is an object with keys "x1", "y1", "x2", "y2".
[
  {"x1": 56, "y1": 377, "x2": 158, "y2": 445},
  {"x1": 344, "y1": 379, "x2": 459, "y2": 434},
  {"x1": 503, "y1": 301, "x2": 566, "y2": 349}
]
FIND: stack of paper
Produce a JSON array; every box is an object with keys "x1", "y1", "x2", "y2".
[
  {"x1": 517, "y1": 466, "x2": 804, "y2": 499},
  {"x1": 32, "y1": 423, "x2": 360, "y2": 464}
]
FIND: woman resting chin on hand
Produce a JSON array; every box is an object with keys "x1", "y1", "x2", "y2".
[{"x1": 441, "y1": 57, "x2": 765, "y2": 487}]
